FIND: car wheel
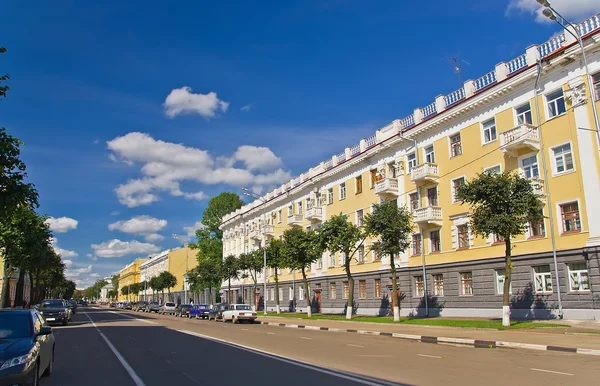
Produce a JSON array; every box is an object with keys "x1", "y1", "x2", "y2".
[
  {"x1": 43, "y1": 348, "x2": 54, "y2": 377},
  {"x1": 233, "y1": 316, "x2": 238, "y2": 324},
  {"x1": 62, "y1": 319, "x2": 68, "y2": 326}
]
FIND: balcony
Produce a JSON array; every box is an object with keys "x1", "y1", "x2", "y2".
[
  {"x1": 500, "y1": 124, "x2": 540, "y2": 156},
  {"x1": 248, "y1": 229, "x2": 261, "y2": 240},
  {"x1": 374, "y1": 177, "x2": 399, "y2": 197},
  {"x1": 288, "y1": 214, "x2": 304, "y2": 226},
  {"x1": 263, "y1": 224, "x2": 275, "y2": 237},
  {"x1": 530, "y1": 178, "x2": 545, "y2": 197},
  {"x1": 305, "y1": 207, "x2": 323, "y2": 222},
  {"x1": 413, "y1": 206, "x2": 443, "y2": 226},
  {"x1": 411, "y1": 163, "x2": 439, "y2": 184}
]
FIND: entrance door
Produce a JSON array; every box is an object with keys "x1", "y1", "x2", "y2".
[{"x1": 315, "y1": 292, "x2": 322, "y2": 313}]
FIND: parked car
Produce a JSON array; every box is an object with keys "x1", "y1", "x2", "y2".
[
  {"x1": 175, "y1": 304, "x2": 193, "y2": 318},
  {"x1": 81, "y1": 300, "x2": 89, "y2": 306},
  {"x1": 109, "y1": 302, "x2": 117, "y2": 308},
  {"x1": 38, "y1": 299, "x2": 69, "y2": 326},
  {"x1": 146, "y1": 302, "x2": 161, "y2": 313},
  {"x1": 123, "y1": 302, "x2": 132, "y2": 310},
  {"x1": 222, "y1": 304, "x2": 257, "y2": 323},
  {"x1": 67, "y1": 300, "x2": 78, "y2": 315},
  {"x1": 208, "y1": 303, "x2": 229, "y2": 322},
  {"x1": 0, "y1": 309, "x2": 55, "y2": 385},
  {"x1": 159, "y1": 302, "x2": 177, "y2": 315},
  {"x1": 190, "y1": 304, "x2": 211, "y2": 319},
  {"x1": 135, "y1": 301, "x2": 149, "y2": 312}
]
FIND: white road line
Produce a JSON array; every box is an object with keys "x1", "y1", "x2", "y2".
[
  {"x1": 84, "y1": 312, "x2": 147, "y2": 386},
  {"x1": 347, "y1": 344, "x2": 364, "y2": 348},
  {"x1": 267, "y1": 332, "x2": 276, "y2": 335},
  {"x1": 178, "y1": 330, "x2": 398, "y2": 386},
  {"x1": 300, "y1": 337, "x2": 312, "y2": 340},
  {"x1": 107, "y1": 311, "x2": 158, "y2": 324},
  {"x1": 241, "y1": 328, "x2": 249, "y2": 331},
  {"x1": 417, "y1": 354, "x2": 443, "y2": 359},
  {"x1": 530, "y1": 368, "x2": 574, "y2": 376}
]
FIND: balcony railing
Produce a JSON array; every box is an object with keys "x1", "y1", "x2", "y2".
[
  {"x1": 262, "y1": 224, "x2": 275, "y2": 236},
  {"x1": 413, "y1": 206, "x2": 443, "y2": 225},
  {"x1": 530, "y1": 178, "x2": 545, "y2": 197},
  {"x1": 288, "y1": 214, "x2": 304, "y2": 226},
  {"x1": 500, "y1": 124, "x2": 540, "y2": 156},
  {"x1": 410, "y1": 163, "x2": 439, "y2": 184},
  {"x1": 305, "y1": 206, "x2": 323, "y2": 221},
  {"x1": 248, "y1": 229, "x2": 260, "y2": 240},
  {"x1": 374, "y1": 177, "x2": 399, "y2": 196}
]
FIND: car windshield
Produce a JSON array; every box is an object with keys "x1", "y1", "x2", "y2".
[
  {"x1": 182, "y1": 304, "x2": 192, "y2": 307},
  {"x1": 40, "y1": 300, "x2": 64, "y2": 308},
  {"x1": 199, "y1": 304, "x2": 209, "y2": 309},
  {"x1": 236, "y1": 305, "x2": 251, "y2": 310},
  {"x1": 0, "y1": 313, "x2": 32, "y2": 338},
  {"x1": 165, "y1": 303, "x2": 175, "y2": 307}
]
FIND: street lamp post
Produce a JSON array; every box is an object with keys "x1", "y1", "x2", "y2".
[
  {"x1": 537, "y1": 0, "x2": 600, "y2": 148},
  {"x1": 242, "y1": 188, "x2": 268, "y2": 316}
]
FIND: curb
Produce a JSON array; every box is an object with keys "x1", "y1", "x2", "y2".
[{"x1": 257, "y1": 321, "x2": 600, "y2": 356}]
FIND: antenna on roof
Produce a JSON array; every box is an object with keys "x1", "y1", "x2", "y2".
[{"x1": 445, "y1": 52, "x2": 470, "y2": 85}]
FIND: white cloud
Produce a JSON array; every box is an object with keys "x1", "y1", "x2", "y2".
[
  {"x1": 46, "y1": 217, "x2": 78, "y2": 233},
  {"x1": 50, "y1": 238, "x2": 78, "y2": 258},
  {"x1": 91, "y1": 239, "x2": 161, "y2": 258},
  {"x1": 241, "y1": 104, "x2": 252, "y2": 112},
  {"x1": 63, "y1": 259, "x2": 74, "y2": 268},
  {"x1": 506, "y1": 0, "x2": 597, "y2": 23},
  {"x1": 183, "y1": 221, "x2": 204, "y2": 241},
  {"x1": 109, "y1": 215, "x2": 167, "y2": 234},
  {"x1": 64, "y1": 264, "x2": 92, "y2": 278},
  {"x1": 107, "y1": 132, "x2": 291, "y2": 207},
  {"x1": 164, "y1": 86, "x2": 229, "y2": 118},
  {"x1": 144, "y1": 233, "x2": 164, "y2": 242}
]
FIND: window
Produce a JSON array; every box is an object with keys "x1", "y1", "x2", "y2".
[
  {"x1": 388, "y1": 163, "x2": 398, "y2": 178},
  {"x1": 373, "y1": 248, "x2": 381, "y2": 261},
  {"x1": 533, "y1": 266, "x2": 552, "y2": 293},
  {"x1": 560, "y1": 202, "x2": 581, "y2": 233},
  {"x1": 485, "y1": 165, "x2": 501, "y2": 175},
  {"x1": 359, "y1": 280, "x2": 367, "y2": 299},
  {"x1": 430, "y1": 230, "x2": 441, "y2": 253},
  {"x1": 329, "y1": 283, "x2": 337, "y2": 299},
  {"x1": 452, "y1": 177, "x2": 465, "y2": 203},
  {"x1": 529, "y1": 209, "x2": 546, "y2": 238},
  {"x1": 495, "y1": 269, "x2": 512, "y2": 295},
  {"x1": 306, "y1": 198, "x2": 312, "y2": 210},
  {"x1": 370, "y1": 170, "x2": 377, "y2": 188},
  {"x1": 356, "y1": 209, "x2": 364, "y2": 226},
  {"x1": 288, "y1": 204, "x2": 293, "y2": 217},
  {"x1": 414, "y1": 276, "x2": 424, "y2": 297},
  {"x1": 289, "y1": 287, "x2": 294, "y2": 300},
  {"x1": 593, "y1": 73, "x2": 600, "y2": 100},
  {"x1": 278, "y1": 210, "x2": 282, "y2": 223},
  {"x1": 327, "y1": 188, "x2": 334, "y2": 204},
  {"x1": 270, "y1": 288, "x2": 275, "y2": 301},
  {"x1": 516, "y1": 103, "x2": 533, "y2": 125},
  {"x1": 427, "y1": 187, "x2": 438, "y2": 206},
  {"x1": 357, "y1": 246, "x2": 365, "y2": 264},
  {"x1": 355, "y1": 176, "x2": 363, "y2": 194},
  {"x1": 297, "y1": 201, "x2": 303, "y2": 214},
  {"x1": 409, "y1": 192, "x2": 419, "y2": 211},
  {"x1": 299, "y1": 286, "x2": 305, "y2": 300},
  {"x1": 343, "y1": 281, "x2": 349, "y2": 299},
  {"x1": 340, "y1": 183, "x2": 346, "y2": 200},
  {"x1": 457, "y1": 224, "x2": 469, "y2": 249},
  {"x1": 493, "y1": 234, "x2": 505, "y2": 244},
  {"x1": 482, "y1": 118, "x2": 497, "y2": 144},
  {"x1": 374, "y1": 279, "x2": 382, "y2": 298},
  {"x1": 568, "y1": 262, "x2": 590, "y2": 291},
  {"x1": 425, "y1": 145, "x2": 435, "y2": 163},
  {"x1": 329, "y1": 253, "x2": 336, "y2": 267},
  {"x1": 546, "y1": 89, "x2": 566, "y2": 118},
  {"x1": 317, "y1": 257, "x2": 323, "y2": 270},
  {"x1": 450, "y1": 134, "x2": 462, "y2": 157},
  {"x1": 411, "y1": 234, "x2": 422, "y2": 256},
  {"x1": 552, "y1": 143, "x2": 574, "y2": 174},
  {"x1": 460, "y1": 272, "x2": 473, "y2": 295},
  {"x1": 407, "y1": 152, "x2": 417, "y2": 172},
  {"x1": 521, "y1": 155, "x2": 539, "y2": 179},
  {"x1": 433, "y1": 274, "x2": 444, "y2": 296}
]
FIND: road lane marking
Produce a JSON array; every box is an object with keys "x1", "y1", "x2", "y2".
[
  {"x1": 108, "y1": 311, "x2": 158, "y2": 324},
  {"x1": 178, "y1": 330, "x2": 399, "y2": 386},
  {"x1": 267, "y1": 332, "x2": 276, "y2": 335},
  {"x1": 530, "y1": 368, "x2": 574, "y2": 376},
  {"x1": 84, "y1": 312, "x2": 147, "y2": 386},
  {"x1": 300, "y1": 337, "x2": 312, "y2": 340},
  {"x1": 241, "y1": 328, "x2": 249, "y2": 331},
  {"x1": 347, "y1": 344, "x2": 364, "y2": 348},
  {"x1": 417, "y1": 354, "x2": 443, "y2": 359}
]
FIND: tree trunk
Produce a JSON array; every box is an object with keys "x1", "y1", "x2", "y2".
[
  {"x1": 228, "y1": 277, "x2": 231, "y2": 304},
  {"x1": 208, "y1": 288, "x2": 213, "y2": 307},
  {"x1": 253, "y1": 281, "x2": 258, "y2": 311},
  {"x1": 1, "y1": 260, "x2": 12, "y2": 308},
  {"x1": 301, "y1": 268, "x2": 311, "y2": 317},
  {"x1": 345, "y1": 257, "x2": 354, "y2": 319},
  {"x1": 390, "y1": 256, "x2": 400, "y2": 322},
  {"x1": 274, "y1": 270, "x2": 280, "y2": 314},
  {"x1": 14, "y1": 269, "x2": 25, "y2": 307},
  {"x1": 503, "y1": 237, "x2": 512, "y2": 327}
]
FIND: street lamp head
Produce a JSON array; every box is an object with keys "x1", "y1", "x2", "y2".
[
  {"x1": 542, "y1": 8, "x2": 557, "y2": 20},
  {"x1": 242, "y1": 187, "x2": 249, "y2": 192},
  {"x1": 536, "y1": 0, "x2": 551, "y2": 7}
]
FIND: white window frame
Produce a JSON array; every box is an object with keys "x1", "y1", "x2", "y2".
[
  {"x1": 451, "y1": 176, "x2": 466, "y2": 203},
  {"x1": 299, "y1": 286, "x2": 305, "y2": 301},
  {"x1": 460, "y1": 272, "x2": 473, "y2": 296},
  {"x1": 289, "y1": 287, "x2": 294, "y2": 300},
  {"x1": 407, "y1": 152, "x2": 417, "y2": 172},
  {"x1": 545, "y1": 88, "x2": 566, "y2": 119},
  {"x1": 426, "y1": 186, "x2": 438, "y2": 207},
  {"x1": 408, "y1": 190, "x2": 419, "y2": 212},
  {"x1": 449, "y1": 133, "x2": 462, "y2": 157},
  {"x1": 456, "y1": 223, "x2": 470, "y2": 249},
  {"x1": 279, "y1": 287, "x2": 283, "y2": 301},
  {"x1": 327, "y1": 188, "x2": 334, "y2": 204},
  {"x1": 533, "y1": 266, "x2": 552, "y2": 294},
  {"x1": 556, "y1": 199, "x2": 583, "y2": 234},
  {"x1": 549, "y1": 141, "x2": 575, "y2": 176},
  {"x1": 278, "y1": 210, "x2": 282, "y2": 223},
  {"x1": 519, "y1": 152, "x2": 540, "y2": 179},
  {"x1": 568, "y1": 262, "x2": 590, "y2": 292},
  {"x1": 414, "y1": 276, "x2": 424, "y2": 297},
  {"x1": 270, "y1": 288, "x2": 275, "y2": 301},
  {"x1": 494, "y1": 269, "x2": 512, "y2": 295},
  {"x1": 297, "y1": 201, "x2": 303, "y2": 214},
  {"x1": 329, "y1": 283, "x2": 336, "y2": 299},
  {"x1": 433, "y1": 274, "x2": 444, "y2": 296},
  {"x1": 288, "y1": 204, "x2": 293, "y2": 217},
  {"x1": 484, "y1": 164, "x2": 502, "y2": 175},
  {"x1": 374, "y1": 279, "x2": 382, "y2": 298},
  {"x1": 411, "y1": 233, "x2": 422, "y2": 256},
  {"x1": 528, "y1": 209, "x2": 546, "y2": 239},
  {"x1": 515, "y1": 102, "x2": 533, "y2": 125},
  {"x1": 481, "y1": 118, "x2": 497, "y2": 145},
  {"x1": 593, "y1": 72, "x2": 600, "y2": 101},
  {"x1": 342, "y1": 281, "x2": 349, "y2": 299},
  {"x1": 329, "y1": 253, "x2": 336, "y2": 268},
  {"x1": 356, "y1": 209, "x2": 364, "y2": 226},
  {"x1": 424, "y1": 145, "x2": 435, "y2": 164},
  {"x1": 339, "y1": 182, "x2": 346, "y2": 200}
]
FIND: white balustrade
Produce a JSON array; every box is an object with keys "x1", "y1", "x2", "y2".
[
  {"x1": 507, "y1": 54, "x2": 527, "y2": 74},
  {"x1": 500, "y1": 124, "x2": 540, "y2": 154},
  {"x1": 413, "y1": 206, "x2": 443, "y2": 224},
  {"x1": 410, "y1": 163, "x2": 439, "y2": 183},
  {"x1": 422, "y1": 102, "x2": 437, "y2": 118},
  {"x1": 401, "y1": 114, "x2": 415, "y2": 128},
  {"x1": 374, "y1": 178, "x2": 399, "y2": 196},
  {"x1": 578, "y1": 14, "x2": 600, "y2": 36},
  {"x1": 337, "y1": 151, "x2": 346, "y2": 163},
  {"x1": 538, "y1": 34, "x2": 565, "y2": 57},
  {"x1": 475, "y1": 70, "x2": 497, "y2": 91},
  {"x1": 350, "y1": 143, "x2": 361, "y2": 156},
  {"x1": 444, "y1": 88, "x2": 465, "y2": 106},
  {"x1": 365, "y1": 134, "x2": 377, "y2": 147}
]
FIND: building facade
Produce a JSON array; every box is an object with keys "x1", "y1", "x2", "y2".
[
  {"x1": 139, "y1": 249, "x2": 169, "y2": 301},
  {"x1": 118, "y1": 258, "x2": 147, "y2": 301},
  {"x1": 220, "y1": 13, "x2": 600, "y2": 320}
]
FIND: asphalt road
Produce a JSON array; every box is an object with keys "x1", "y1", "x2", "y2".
[{"x1": 41, "y1": 307, "x2": 599, "y2": 386}]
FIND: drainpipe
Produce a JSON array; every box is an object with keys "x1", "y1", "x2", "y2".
[{"x1": 534, "y1": 59, "x2": 564, "y2": 319}]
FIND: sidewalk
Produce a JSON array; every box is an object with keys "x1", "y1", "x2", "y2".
[{"x1": 256, "y1": 315, "x2": 600, "y2": 354}]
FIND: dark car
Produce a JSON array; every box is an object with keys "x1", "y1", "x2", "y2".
[
  {"x1": 123, "y1": 302, "x2": 132, "y2": 310},
  {"x1": 38, "y1": 299, "x2": 69, "y2": 326},
  {"x1": 81, "y1": 300, "x2": 88, "y2": 307},
  {"x1": 190, "y1": 304, "x2": 211, "y2": 320},
  {"x1": 146, "y1": 302, "x2": 161, "y2": 313},
  {"x1": 175, "y1": 304, "x2": 193, "y2": 318},
  {"x1": 208, "y1": 303, "x2": 229, "y2": 322},
  {"x1": 134, "y1": 301, "x2": 148, "y2": 312},
  {"x1": 0, "y1": 309, "x2": 55, "y2": 386},
  {"x1": 67, "y1": 300, "x2": 77, "y2": 315}
]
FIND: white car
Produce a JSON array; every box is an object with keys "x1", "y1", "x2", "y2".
[{"x1": 222, "y1": 304, "x2": 257, "y2": 323}]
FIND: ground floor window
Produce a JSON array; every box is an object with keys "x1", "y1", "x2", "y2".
[
  {"x1": 495, "y1": 269, "x2": 512, "y2": 295},
  {"x1": 330, "y1": 283, "x2": 336, "y2": 299},
  {"x1": 433, "y1": 274, "x2": 444, "y2": 296},
  {"x1": 299, "y1": 286, "x2": 305, "y2": 300},
  {"x1": 359, "y1": 280, "x2": 367, "y2": 299},
  {"x1": 289, "y1": 287, "x2": 293, "y2": 301},
  {"x1": 374, "y1": 279, "x2": 382, "y2": 298},
  {"x1": 568, "y1": 262, "x2": 590, "y2": 291},
  {"x1": 343, "y1": 281, "x2": 349, "y2": 299},
  {"x1": 533, "y1": 266, "x2": 552, "y2": 293},
  {"x1": 414, "y1": 275, "x2": 424, "y2": 297},
  {"x1": 460, "y1": 272, "x2": 473, "y2": 295}
]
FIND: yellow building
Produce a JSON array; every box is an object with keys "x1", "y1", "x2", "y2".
[
  {"x1": 167, "y1": 247, "x2": 197, "y2": 303},
  {"x1": 220, "y1": 12, "x2": 600, "y2": 320},
  {"x1": 118, "y1": 258, "x2": 146, "y2": 301}
]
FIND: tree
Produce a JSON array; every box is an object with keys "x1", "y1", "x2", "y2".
[
  {"x1": 282, "y1": 228, "x2": 323, "y2": 317},
  {"x1": 158, "y1": 271, "x2": 177, "y2": 301},
  {"x1": 318, "y1": 214, "x2": 365, "y2": 319},
  {"x1": 222, "y1": 255, "x2": 241, "y2": 304},
  {"x1": 266, "y1": 238, "x2": 286, "y2": 314},
  {"x1": 121, "y1": 286, "x2": 129, "y2": 298},
  {"x1": 239, "y1": 250, "x2": 264, "y2": 310},
  {"x1": 363, "y1": 200, "x2": 412, "y2": 322},
  {"x1": 0, "y1": 46, "x2": 9, "y2": 100},
  {"x1": 149, "y1": 276, "x2": 162, "y2": 302},
  {"x1": 456, "y1": 170, "x2": 544, "y2": 326},
  {"x1": 201, "y1": 192, "x2": 244, "y2": 238},
  {"x1": 195, "y1": 257, "x2": 223, "y2": 305},
  {"x1": 111, "y1": 275, "x2": 120, "y2": 294}
]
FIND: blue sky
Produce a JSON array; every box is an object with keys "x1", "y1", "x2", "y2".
[{"x1": 2, "y1": 0, "x2": 596, "y2": 288}]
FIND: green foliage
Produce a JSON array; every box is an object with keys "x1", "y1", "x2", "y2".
[
  {"x1": 149, "y1": 276, "x2": 163, "y2": 293},
  {"x1": 200, "y1": 192, "x2": 243, "y2": 238},
  {"x1": 111, "y1": 275, "x2": 120, "y2": 292},
  {"x1": 121, "y1": 286, "x2": 129, "y2": 296},
  {"x1": 266, "y1": 238, "x2": 286, "y2": 271},
  {"x1": 158, "y1": 271, "x2": 177, "y2": 292},
  {"x1": 363, "y1": 201, "x2": 413, "y2": 259},
  {"x1": 1, "y1": 46, "x2": 9, "y2": 100},
  {"x1": 195, "y1": 258, "x2": 223, "y2": 293},
  {"x1": 456, "y1": 171, "x2": 544, "y2": 240},
  {"x1": 222, "y1": 254, "x2": 241, "y2": 282},
  {"x1": 318, "y1": 214, "x2": 364, "y2": 268},
  {"x1": 239, "y1": 249, "x2": 264, "y2": 285},
  {"x1": 282, "y1": 227, "x2": 323, "y2": 271}
]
